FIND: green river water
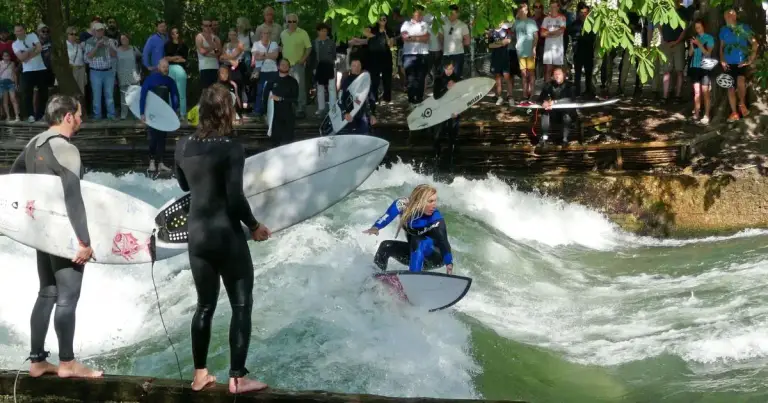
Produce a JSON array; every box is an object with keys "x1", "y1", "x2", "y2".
[{"x1": 1, "y1": 162, "x2": 767, "y2": 403}]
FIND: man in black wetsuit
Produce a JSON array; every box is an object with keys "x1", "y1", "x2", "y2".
[
  {"x1": 537, "y1": 66, "x2": 577, "y2": 147},
  {"x1": 431, "y1": 59, "x2": 460, "y2": 175},
  {"x1": 173, "y1": 83, "x2": 271, "y2": 394},
  {"x1": 9, "y1": 95, "x2": 101, "y2": 379},
  {"x1": 338, "y1": 58, "x2": 376, "y2": 135},
  {"x1": 264, "y1": 58, "x2": 298, "y2": 147}
]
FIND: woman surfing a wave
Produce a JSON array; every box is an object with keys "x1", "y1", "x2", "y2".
[{"x1": 363, "y1": 184, "x2": 454, "y2": 275}]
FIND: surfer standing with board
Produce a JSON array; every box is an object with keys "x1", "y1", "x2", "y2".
[
  {"x1": 431, "y1": 59, "x2": 460, "y2": 174},
  {"x1": 140, "y1": 59, "x2": 179, "y2": 173},
  {"x1": 264, "y1": 58, "x2": 299, "y2": 147},
  {"x1": 536, "y1": 66, "x2": 576, "y2": 147},
  {"x1": 364, "y1": 184, "x2": 454, "y2": 275},
  {"x1": 173, "y1": 84, "x2": 271, "y2": 394},
  {"x1": 338, "y1": 58, "x2": 376, "y2": 134},
  {"x1": 9, "y1": 95, "x2": 101, "y2": 378}
]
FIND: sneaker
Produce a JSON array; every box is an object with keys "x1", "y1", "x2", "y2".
[
  {"x1": 148, "y1": 160, "x2": 156, "y2": 171},
  {"x1": 508, "y1": 97, "x2": 515, "y2": 107},
  {"x1": 727, "y1": 112, "x2": 740, "y2": 122},
  {"x1": 158, "y1": 163, "x2": 172, "y2": 172},
  {"x1": 699, "y1": 116, "x2": 710, "y2": 125},
  {"x1": 27, "y1": 116, "x2": 35, "y2": 123},
  {"x1": 495, "y1": 96, "x2": 504, "y2": 106},
  {"x1": 739, "y1": 103, "x2": 750, "y2": 117}
]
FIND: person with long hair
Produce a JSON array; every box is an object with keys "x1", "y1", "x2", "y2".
[
  {"x1": 363, "y1": 184, "x2": 454, "y2": 274},
  {"x1": 164, "y1": 27, "x2": 189, "y2": 121},
  {"x1": 173, "y1": 83, "x2": 271, "y2": 394},
  {"x1": 688, "y1": 19, "x2": 714, "y2": 124}
]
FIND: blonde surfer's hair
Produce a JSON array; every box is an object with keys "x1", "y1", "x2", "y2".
[{"x1": 396, "y1": 184, "x2": 437, "y2": 238}]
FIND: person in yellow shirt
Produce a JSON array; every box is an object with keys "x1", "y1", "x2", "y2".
[{"x1": 279, "y1": 14, "x2": 311, "y2": 118}]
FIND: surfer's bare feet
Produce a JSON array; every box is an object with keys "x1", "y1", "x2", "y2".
[
  {"x1": 229, "y1": 377, "x2": 268, "y2": 394},
  {"x1": 29, "y1": 360, "x2": 58, "y2": 377},
  {"x1": 57, "y1": 360, "x2": 103, "y2": 378},
  {"x1": 191, "y1": 369, "x2": 217, "y2": 391}
]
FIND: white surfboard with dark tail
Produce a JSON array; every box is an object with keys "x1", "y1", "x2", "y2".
[
  {"x1": 374, "y1": 271, "x2": 472, "y2": 312},
  {"x1": 0, "y1": 174, "x2": 185, "y2": 265},
  {"x1": 154, "y1": 135, "x2": 389, "y2": 248},
  {"x1": 406, "y1": 77, "x2": 494, "y2": 131},
  {"x1": 320, "y1": 72, "x2": 371, "y2": 136}
]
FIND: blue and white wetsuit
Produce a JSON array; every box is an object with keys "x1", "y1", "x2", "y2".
[{"x1": 371, "y1": 197, "x2": 453, "y2": 272}]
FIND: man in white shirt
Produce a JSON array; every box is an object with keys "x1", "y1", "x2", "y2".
[
  {"x1": 541, "y1": 1, "x2": 567, "y2": 83},
  {"x1": 423, "y1": 13, "x2": 443, "y2": 90},
  {"x1": 400, "y1": 5, "x2": 430, "y2": 106},
  {"x1": 439, "y1": 4, "x2": 470, "y2": 78},
  {"x1": 12, "y1": 23, "x2": 48, "y2": 123}
]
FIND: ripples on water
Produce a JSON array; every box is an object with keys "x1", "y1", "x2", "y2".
[{"x1": 1, "y1": 162, "x2": 767, "y2": 402}]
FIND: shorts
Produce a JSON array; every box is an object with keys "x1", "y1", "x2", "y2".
[
  {"x1": 543, "y1": 42, "x2": 564, "y2": 65},
  {"x1": 507, "y1": 49, "x2": 521, "y2": 77},
  {"x1": 519, "y1": 56, "x2": 536, "y2": 71},
  {"x1": 490, "y1": 50, "x2": 510, "y2": 75},
  {"x1": 688, "y1": 67, "x2": 711, "y2": 86},
  {"x1": 660, "y1": 42, "x2": 685, "y2": 73},
  {"x1": 725, "y1": 64, "x2": 745, "y2": 78},
  {"x1": 315, "y1": 61, "x2": 335, "y2": 83},
  {"x1": 0, "y1": 79, "x2": 14, "y2": 94}
]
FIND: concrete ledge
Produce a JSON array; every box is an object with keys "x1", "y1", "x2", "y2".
[{"x1": 0, "y1": 370, "x2": 525, "y2": 403}]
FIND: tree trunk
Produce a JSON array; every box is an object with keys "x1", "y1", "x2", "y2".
[
  {"x1": 163, "y1": 0, "x2": 185, "y2": 32},
  {"x1": 44, "y1": 0, "x2": 80, "y2": 97}
]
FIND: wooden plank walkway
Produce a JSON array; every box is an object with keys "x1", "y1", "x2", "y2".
[{"x1": 0, "y1": 117, "x2": 691, "y2": 174}]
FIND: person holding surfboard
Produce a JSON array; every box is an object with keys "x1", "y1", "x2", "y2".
[
  {"x1": 364, "y1": 184, "x2": 454, "y2": 275},
  {"x1": 173, "y1": 83, "x2": 271, "y2": 394},
  {"x1": 431, "y1": 59, "x2": 460, "y2": 174},
  {"x1": 10, "y1": 94, "x2": 101, "y2": 379},
  {"x1": 536, "y1": 65, "x2": 576, "y2": 146},
  {"x1": 264, "y1": 58, "x2": 299, "y2": 146},
  {"x1": 338, "y1": 58, "x2": 376, "y2": 134},
  {"x1": 139, "y1": 59, "x2": 179, "y2": 173}
]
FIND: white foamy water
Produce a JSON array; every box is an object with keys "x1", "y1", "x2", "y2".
[{"x1": 1, "y1": 162, "x2": 768, "y2": 398}]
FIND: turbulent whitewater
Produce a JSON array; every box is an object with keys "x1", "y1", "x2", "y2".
[{"x1": 1, "y1": 161, "x2": 768, "y2": 402}]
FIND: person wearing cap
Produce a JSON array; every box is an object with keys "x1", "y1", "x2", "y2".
[
  {"x1": 488, "y1": 22, "x2": 514, "y2": 106},
  {"x1": 12, "y1": 23, "x2": 48, "y2": 122},
  {"x1": 84, "y1": 22, "x2": 118, "y2": 120},
  {"x1": 142, "y1": 19, "x2": 168, "y2": 72},
  {"x1": 36, "y1": 23, "x2": 55, "y2": 89}
]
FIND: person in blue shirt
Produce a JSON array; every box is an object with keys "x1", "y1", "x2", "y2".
[
  {"x1": 363, "y1": 184, "x2": 454, "y2": 275},
  {"x1": 338, "y1": 58, "x2": 376, "y2": 135},
  {"x1": 687, "y1": 19, "x2": 715, "y2": 125},
  {"x1": 718, "y1": 8, "x2": 758, "y2": 122},
  {"x1": 142, "y1": 19, "x2": 168, "y2": 72},
  {"x1": 140, "y1": 59, "x2": 179, "y2": 173}
]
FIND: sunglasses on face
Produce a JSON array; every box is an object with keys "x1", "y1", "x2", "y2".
[
  {"x1": 287, "y1": 20, "x2": 297, "y2": 23},
  {"x1": 202, "y1": 23, "x2": 211, "y2": 27}
]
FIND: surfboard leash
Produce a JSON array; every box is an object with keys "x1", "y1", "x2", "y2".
[
  {"x1": 148, "y1": 230, "x2": 184, "y2": 387},
  {"x1": 12, "y1": 357, "x2": 30, "y2": 403}
]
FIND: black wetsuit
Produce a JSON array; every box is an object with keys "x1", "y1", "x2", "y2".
[
  {"x1": 173, "y1": 133, "x2": 260, "y2": 378},
  {"x1": 10, "y1": 129, "x2": 91, "y2": 364},
  {"x1": 263, "y1": 73, "x2": 298, "y2": 148},
  {"x1": 431, "y1": 72, "x2": 460, "y2": 174},
  {"x1": 537, "y1": 79, "x2": 577, "y2": 145},
  {"x1": 338, "y1": 73, "x2": 373, "y2": 135}
]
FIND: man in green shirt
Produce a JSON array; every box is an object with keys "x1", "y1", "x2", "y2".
[{"x1": 279, "y1": 13, "x2": 311, "y2": 118}]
